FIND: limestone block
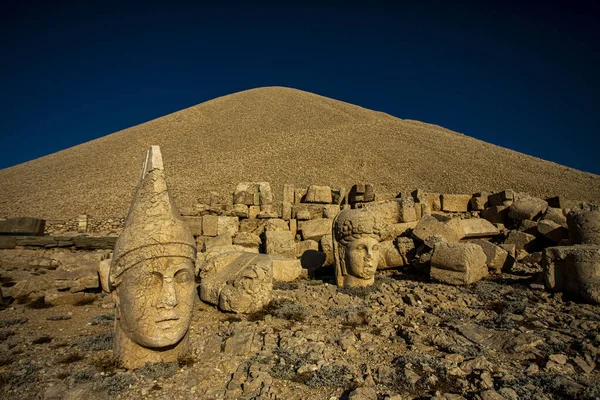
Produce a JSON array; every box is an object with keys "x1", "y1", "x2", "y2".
[
  {"x1": 45, "y1": 292, "x2": 98, "y2": 306},
  {"x1": 542, "y1": 245, "x2": 600, "y2": 304},
  {"x1": 257, "y1": 204, "x2": 278, "y2": 219},
  {"x1": 378, "y1": 240, "x2": 406, "y2": 269},
  {"x1": 258, "y1": 182, "x2": 273, "y2": 205},
  {"x1": 331, "y1": 187, "x2": 346, "y2": 205},
  {"x1": 283, "y1": 184, "x2": 295, "y2": 204},
  {"x1": 98, "y1": 258, "x2": 111, "y2": 292},
  {"x1": 239, "y1": 219, "x2": 267, "y2": 236},
  {"x1": 488, "y1": 190, "x2": 517, "y2": 207},
  {"x1": 271, "y1": 257, "x2": 305, "y2": 282},
  {"x1": 199, "y1": 252, "x2": 273, "y2": 313},
  {"x1": 217, "y1": 216, "x2": 239, "y2": 236},
  {"x1": 509, "y1": 196, "x2": 548, "y2": 221},
  {"x1": 320, "y1": 234, "x2": 334, "y2": 265},
  {"x1": 518, "y1": 219, "x2": 539, "y2": 235},
  {"x1": 248, "y1": 205, "x2": 260, "y2": 219},
  {"x1": 233, "y1": 232, "x2": 261, "y2": 250},
  {"x1": 543, "y1": 207, "x2": 567, "y2": 226},
  {"x1": 459, "y1": 219, "x2": 499, "y2": 239},
  {"x1": 77, "y1": 214, "x2": 88, "y2": 233},
  {"x1": 183, "y1": 216, "x2": 203, "y2": 236},
  {"x1": 296, "y1": 239, "x2": 319, "y2": 258},
  {"x1": 203, "y1": 233, "x2": 233, "y2": 252},
  {"x1": 54, "y1": 266, "x2": 99, "y2": 293},
  {"x1": 232, "y1": 204, "x2": 249, "y2": 219},
  {"x1": 323, "y1": 204, "x2": 341, "y2": 219},
  {"x1": 282, "y1": 202, "x2": 292, "y2": 221},
  {"x1": 470, "y1": 239, "x2": 509, "y2": 273},
  {"x1": 290, "y1": 219, "x2": 298, "y2": 238},
  {"x1": 233, "y1": 182, "x2": 260, "y2": 205},
  {"x1": 470, "y1": 193, "x2": 490, "y2": 211},
  {"x1": 294, "y1": 188, "x2": 307, "y2": 204},
  {"x1": 480, "y1": 206, "x2": 510, "y2": 225},
  {"x1": 441, "y1": 194, "x2": 472, "y2": 213},
  {"x1": 537, "y1": 219, "x2": 569, "y2": 244},
  {"x1": 504, "y1": 230, "x2": 537, "y2": 252},
  {"x1": 265, "y1": 231, "x2": 296, "y2": 258},
  {"x1": 387, "y1": 222, "x2": 419, "y2": 241},
  {"x1": 293, "y1": 204, "x2": 324, "y2": 220},
  {"x1": 412, "y1": 215, "x2": 464, "y2": 243},
  {"x1": 545, "y1": 196, "x2": 565, "y2": 209},
  {"x1": 305, "y1": 185, "x2": 333, "y2": 204},
  {"x1": 0, "y1": 236, "x2": 17, "y2": 249},
  {"x1": 430, "y1": 242, "x2": 488, "y2": 285},
  {"x1": 300, "y1": 218, "x2": 333, "y2": 242},
  {"x1": 265, "y1": 219, "x2": 289, "y2": 232},
  {"x1": 349, "y1": 184, "x2": 374, "y2": 203},
  {"x1": 203, "y1": 215, "x2": 218, "y2": 237},
  {"x1": 567, "y1": 207, "x2": 600, "y2": 245},
  {"x1": 0, "y1": 217, "x2": 45, "y2": 236}
]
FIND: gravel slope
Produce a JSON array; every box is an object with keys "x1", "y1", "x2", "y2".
[{"x1": 1, "y1": 86, "x2": 598, "y2": 218}]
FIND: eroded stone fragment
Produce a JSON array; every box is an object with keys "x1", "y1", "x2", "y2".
[
  {"x1": 0, "y1": 217, "x2": 45, "y2": 236},
  {"x1": 470, "y1": 239, "x2": 509, "y2": 273},
  {"x1": 272, "y1": 257, "x2": 305, "y2": 282},
  {"x1": 265, "y1": 231, "x2": 296, "y2": 258},
  {"x1": 441, "y1": 194, "x2": 472, "y2": 213},
  {"x1": 459, "y1": 218, "x2": 499, "y2": 239},
  {"x1": 567, "y1": 206, "x2": 600, "y2": 245},
  {"x1": 300, "y1": 218, "x2": 332, "y2": 241},
  {"x1": 305, "y1": 185, "x2": 333, "y2": 204},
  {"x1": 412, "y1": 215, "x2": 464, "y2": 243},
  {"x1": 109, "y1": 146, "x2": 196, "y2": 369},
  {"x1": 199, "y1": 251, "x2": 273, "y2": 313},
  {"x1": 542, "y1": 245, "x2": 600, "y2": 304},
  {"x1": 537, "y1": 219, "x2": 569, "y2": 244},
  {"x1": 509, "y1": 196, "x2": 548, "y2": 222},
  {"x1": 430, "y1": 242, "x2": 488, "y2": 285}
]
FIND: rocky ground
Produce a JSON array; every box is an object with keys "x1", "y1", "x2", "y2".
[{"x1": 1, "y1": 257, "x2": 600, "y2": 400}]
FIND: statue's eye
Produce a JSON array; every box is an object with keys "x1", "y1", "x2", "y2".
[
  {"x1": 151, "y1": 272, "x2": 163, "y2": 284},
  {"x1": 175, "y1": 270, "x2": 192, "y2": 284},
  {"x1": 357, "y1": 245, "x2": 366, "y2": 251},
  {"x1": 373, "y1": 245, "x2": 380, "y2": 251}
]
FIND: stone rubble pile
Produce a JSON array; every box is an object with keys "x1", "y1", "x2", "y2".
[{"x1": 1, "y1": 182, "x2": 599, "y2": 308}]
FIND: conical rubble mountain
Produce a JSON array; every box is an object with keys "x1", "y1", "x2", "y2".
[{"x1": 0, "y1": 86, "x2": 598, "y2": 218}]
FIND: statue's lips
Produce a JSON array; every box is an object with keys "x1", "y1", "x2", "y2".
[{"x1": 156, "y1": 315, "x2": 180, "y2": 324}]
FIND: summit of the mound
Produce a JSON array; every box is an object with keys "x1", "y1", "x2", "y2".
[{"x1": 1, "y1": 86, "x2": 599, "y2": 218}]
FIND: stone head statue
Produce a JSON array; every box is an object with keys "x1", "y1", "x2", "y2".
[
  {"x1": 110, "y1": 146, "x2": 196, "y2": 369},
  {"x1": 333, "y1": 208, "x2": 383, "y2": 287}
]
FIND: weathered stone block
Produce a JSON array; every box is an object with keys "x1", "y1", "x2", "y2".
[
  {"x1": 543, "y1": 245, "x2": 600, "y2": 304},
  {"x1": 282, "y1": 202, "x2": 292, "y2": 221},
  {"x1": 248, "y1": 205, "x2": 260, "y2": 219},
  {"x1": 567, "y1": 207, "x2": 600, "y2": 245},
  {"x1": 378, "y1": 240, "x2": 406, "y2": 269},
  {"x1": 300, "y1": 218, "x2": 332, "y2": 242},
  {"x1": 441, "y1": 194, "x2": 472, "y2": 213},
  {"x1": 504, "y1": 230, "x2": 537, "y2": 252},
  {"x1": 296, "y1": 239, "x2": 319, "y2": 258},
  {"x1": 320, "y1": 234, "x2": 334, "y2": 265},
  {"x1": 232, "y1": 204, "x2": 249, "y2": 219},
  {"x1": 323, "y1": 204, "x2": 341, "y2": 219},
  {"x1": 430, "y1": 242, "x2": 488, "y2": 285},
  {"x1": 289, "y1": 219, "x2": 298, "y2": 238},
  {"x1": 305, "y1": 185, "x2": 332, "y2": 204},
  {"x1": 537, "y1": 219, "x2": 569, "y2": 244},
  {"x1": 199, "y1": 252, "x2": 273, "y2": 313},
  {"x1": 203, "y1": 233, "x2": 233, "y2": 252},
  {"x1": 203, "y1": 215, "x2": 218, "y2": 237},
  {"x1": 331, "y1": 187, "x2": 346, "y2": 205},
  {"x1": 239, "y1": 219, "x2": 266, "y2": 236},
  {"x1": 470, "y1": 193, "x2": 489, "y2": 211},
  {"x1": 543, "y1": 207, "x2": 567, "y2": 226},
  {"x1": 348, "y1": 184, "x2": 374, "y2": 203},
  {"x1": 459, "y1": 219, "x2": 499, "y2": 239},
  {"x1": 488, "y1": 190, "x2": 516, "y2": 207},
  {"x1": 509, "y1": 196, "x2": 548, "y2": 221},
  {"x1": 233, "y1": 232, "x2": 261, "y2": 250},
  {"x1": 45, "y1": 292, "x2": 98, "y2": 306},
  {"x1": 233, "y1": 182, "x2": 260, "y2": 205},
  {"x1": 292, "y1": 204, "x2": 324, "y2": 220},
  {"x1": 283, "y1": 184, "x2": 295, "y2": 204},
  {"x1": 265, "y1": 231, "x2": 296, "y2": 258},
  {"x1": 272, "y1": 257, "x2": 305, "y2": 282},
  {"x1": 183, "y1": 216, "x2": 203, "y2": 236},
  {"x1": 412, "y1": 215, "x2": 463, "y2": 243},
  {"x1": 480, "y1": 206, "x2": 510, "y2": 225},
  {"x1": 470, "y1": 239, "x2": 509, "y2": 273},
  {"x1": 0, "y1": 217, "x2": 45, "y2": 236},
  {"x1": 217, "y1": 216, "x2": 239, "y2": 236},
  {"x1": 265, "y1": 218, "x2": 289, "y2": 232},
  {"x1": 294, "y1": 188, "x2": 307, "y2": 204}
]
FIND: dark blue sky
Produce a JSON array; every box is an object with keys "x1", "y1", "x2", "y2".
[{"x1": 1, "y1": 1, "x2": 599, "y2": 174}]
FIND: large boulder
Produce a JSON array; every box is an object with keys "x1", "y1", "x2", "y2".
[
  {"x1": 542, "y1": 245, "x2": 600, "y2": 304},
  {"x1": 430, "y1": 242, "x2": 488, "y2": 285},
  {"x1": 470, "y1": 239, "x2": 509, "y2": 273},
  {"x1": 508, "y1": 196, "x2": 548, "y2": 222},
  {"x1": 0, "y1": 217, "x2": 45, "y2": 236},
  {"x1": 412, "y1": 215, "x2": 463, "y2": 243},
  {"x1": 567, "y1": 206, "x2": 600, "y2": 245},
  {"x1": 199, "y1": 252, "x2": 273, "y2": 313}
]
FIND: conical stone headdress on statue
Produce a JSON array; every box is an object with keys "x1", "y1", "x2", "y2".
[{"x1": 109, "y1": 145, "x2": 196, "y2": 289}]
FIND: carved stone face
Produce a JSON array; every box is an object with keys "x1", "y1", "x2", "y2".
[
  {"x1": 345, "y1": 236, "x2": 381, "y2": 280},
  {"x1": 115, "y1": 256, "x2": 195, "y2": 348}
]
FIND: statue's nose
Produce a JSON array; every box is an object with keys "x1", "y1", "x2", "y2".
[{"x1": 158, "y1": 279, "x2": 178, "y2": 309}]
